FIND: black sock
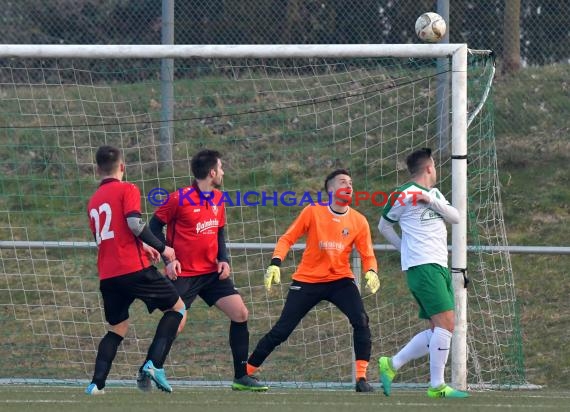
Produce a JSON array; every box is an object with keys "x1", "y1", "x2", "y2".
[
  {"x1": 146, "y1": 311, "x2": 182, "y2": 368},
  {"x1": 229, "y1": 320, "x2": 249, "y2": 379},
  {"x1": 92, "y1": 331, "x2": 123, "y2": 390}
]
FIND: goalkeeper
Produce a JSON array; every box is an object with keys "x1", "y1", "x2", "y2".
[{"x1": 246, "y1": 169, "x2": 380, "y2": 392}]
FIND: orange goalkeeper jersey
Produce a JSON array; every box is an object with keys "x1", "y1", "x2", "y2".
[{"x1": 273, "y1": 204, "x2": 377, "y2": 283}]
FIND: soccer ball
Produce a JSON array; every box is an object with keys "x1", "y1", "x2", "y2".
[{"x1": 415, "y1": 12, "x2": 447, "y2": 42}]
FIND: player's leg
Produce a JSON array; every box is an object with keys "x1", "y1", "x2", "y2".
[
  {"x1": 137, "y1": 274, "x2": 198, "y2": 392},
  {"x1": 214, "y1": 291, "x2": 267, "y2": 391},
  {"x1": 172, "y1": 275, "x2": 204, "y2": 334},
  {"x1": 86, "y1": 320, "x2": 128, "y2": 395},
  {"x1": 410, "y1": 264, "x2": 468, "y2": 398},
  {"x1": 428, "y1": 310, "x2": 454, "y2": 387},
  {"x1": 86, "y1": 277, "x2": 132, "y2": 395},
  {"x1": 391, "y1": 328, "x2": 433, "y2": 370},
  {"x1": 203, "y1": 274, "x2": 266, "y2": 391},
  {"x1": 144, "y1": 297, "x2": 185, "y2": 367},
  {"x1": 198, "y1": 274, "x2": 254, "y2": 385},
  {"x1": 247, "y1": 281, "x2": 322, "y2": 373},
  {"x1": 428, "y1": 310, "x2": 468, "y2": 398},
  {"x1": 135, "y1": 267, "x2": 185, "y2": 393},
  {"x1": 205, "y1": 277, "x2": 249, "y2": 378},
  {"x1": 378, "y1": 285, "x2": 434, "y2": 396},
  {"x1": 378, "y1": 326, "x2": 433, "y2": 396},
  {"x1": 327, "y1": 278, "x2": 373, "y2": 392}
]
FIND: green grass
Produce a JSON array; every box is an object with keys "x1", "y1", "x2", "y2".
[{"x1": 1, "y1": 386, "x2": 569, "y2": 412}]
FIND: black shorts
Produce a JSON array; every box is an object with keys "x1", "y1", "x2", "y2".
[
  {"x1": 100, "y1": 266, "x2": 179, "y2": 326},
  {"x1": 174, "y1": 271, "x2": 239, "y2": 308}
]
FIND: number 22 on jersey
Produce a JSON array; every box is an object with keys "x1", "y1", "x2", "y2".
[{"x1": 89, "y1": 203, "x2": 115, "y2": 245}]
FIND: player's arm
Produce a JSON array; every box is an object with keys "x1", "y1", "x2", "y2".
[
  {"x1": 217, "y1": 226, "x2": 229, "y2": 263},
  {"x1": 355, "y1": 220, "x2": 378, "y2": 274},
  {"x1": 378, "y1": 188, "x2": 405, "y2": 251},
  {"x1": 354, "y1": 220, "x2": 380, "y2": 294},
  {"x1": 272, "y1": 206, "x2": 311, "y2": 262},
  {"x1": 126, "y1": 212, "x2": 175, "y2": 263},
  {"x1": 122, "y1": 183, "x2": 175, "y2": 262},
  {"x1": 149, "y1": 214, "x2": 167, "y2": 244},
  {"x1": 216, "y1": 203, "x2": 230, "y2": 279},
  {"x1": 378, "y1": 217, "x2": 402, "y2": 252},
  {"x1": 264, "y1": 206, "x2": 311, "y2": 291},
  {"x1": 216, "y1": 226, "x2": 231, "y2": 279},
  {"x1": 147, "y1": 191, "x2": 182, "y2": 272},
  {"x1": 149, "y1": 214, "x2": 181, "y2": 278},
  {"x1": 425, "y1": 190, "x2": 460, "y2": 224}
]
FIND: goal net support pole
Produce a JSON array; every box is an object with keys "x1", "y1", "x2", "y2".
[{"x1": 450, "y1": 46, "x2": 468, "y2": 390}]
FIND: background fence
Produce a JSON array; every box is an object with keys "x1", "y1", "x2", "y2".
[
  {"x1": 4, "y1": 0, "x2": 568, "y2": 139},
  {"x1": 1, "y1": 0, "x2": 569, "y2": 68}
]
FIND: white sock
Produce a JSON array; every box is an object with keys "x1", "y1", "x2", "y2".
[
  {"x1": 429, "y1": 327, "x2": 452, "y2": 388},
  {"x1": 392, "y1": 329, "x2": 433, "y2": 371}
]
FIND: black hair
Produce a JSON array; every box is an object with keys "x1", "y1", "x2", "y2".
[
  {"x1": 406, "y1": 147, "x2": 433, "y2": 176},
  {"x1": 191, "y1": 149, "x2": 222, "y2": 179},
  {"x1": 95, "y1": 145, "x2": 122, "y2": 175},
  {"x1": 324, "y1": 168, "x2": 351, "y2": 191}
]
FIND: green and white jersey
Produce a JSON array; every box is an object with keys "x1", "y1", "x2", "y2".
[{"x1": 382, "y1": 182, "x2": 450, "y2": 271}]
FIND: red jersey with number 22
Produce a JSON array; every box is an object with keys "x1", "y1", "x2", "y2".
[{"x1": 87, "y1": 178, "x2": 150, "y2": 279}]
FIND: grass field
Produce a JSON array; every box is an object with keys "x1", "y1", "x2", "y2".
[{"x1": 1, "y1": 386, "x2": 569, "y2": 412}]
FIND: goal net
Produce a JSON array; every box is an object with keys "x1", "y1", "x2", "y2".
[{"x1": 0, "y1": 45, "x2": 524, "y2": 389}]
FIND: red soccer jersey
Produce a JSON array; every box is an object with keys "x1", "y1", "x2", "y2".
[
  {"x1": 87, "y1": 178, "x2": 150, "y2": 279},
  {"x1": 154, "y1": 183, "x2": 225, "y2": 277}
]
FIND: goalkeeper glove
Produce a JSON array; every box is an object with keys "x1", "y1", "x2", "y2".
[
  {"x1": 264, "y1": 258, "x2": 282, "y2": 291},
  {"x1": 364, "y1": 270, "x2": 380, "y2": 294}
]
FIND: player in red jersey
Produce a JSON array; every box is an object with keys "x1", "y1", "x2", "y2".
[
  {"x1": 85, "y1": 145, "x2": 185, "y2": 395},
  {"x1": 149, "y1": 149, "x2": 267, "y2": 391}
]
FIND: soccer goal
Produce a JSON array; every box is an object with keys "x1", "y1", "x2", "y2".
[{"x1": 0, "y1": 44, "x2": 524, "y2": 390}]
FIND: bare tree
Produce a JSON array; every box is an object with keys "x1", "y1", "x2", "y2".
[{"x1": 502, "y1": 0, "x2": 521, "y2": 74}]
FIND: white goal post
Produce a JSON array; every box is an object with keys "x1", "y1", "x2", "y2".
[{"x1": 0, "y1": 43, "x2": 485, "y2": 390}]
